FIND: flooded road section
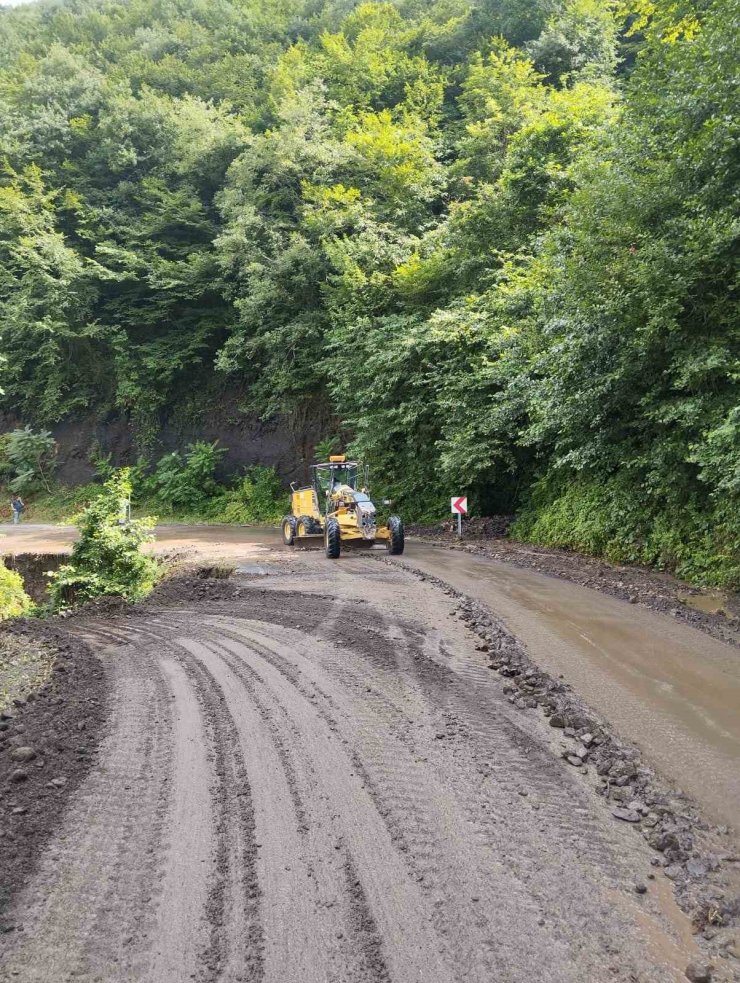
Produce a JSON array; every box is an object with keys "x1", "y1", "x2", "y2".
[{"x1": 402, "y1": 544, "x2": 740, "y2": 832}]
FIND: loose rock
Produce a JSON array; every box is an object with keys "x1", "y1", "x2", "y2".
[
  {"x1": 685, "y1": 962, "x2": 713, "y2": 982},
  {"x1": 612, "y1": 807, "x2": 641, "y2": 823},
  {"x1": 10, "y1": 747, "x2": 37, "y2": 764}
]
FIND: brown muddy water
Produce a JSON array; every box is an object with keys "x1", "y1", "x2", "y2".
[
  {"x1": 403, "y1": 543, "x2": 740, "y2": 832},
  {"x1": 677, "y1": 590, "x2": 731, "y2": 617}
]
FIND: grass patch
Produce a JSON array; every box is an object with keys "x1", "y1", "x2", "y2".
[{"x1": 512, "y1": 477, "x2": 740, "y2": 591}]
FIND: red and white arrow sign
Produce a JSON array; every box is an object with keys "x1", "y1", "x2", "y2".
[{"x1": 451, "y1": 496, "x2": 468, "y2": 514}]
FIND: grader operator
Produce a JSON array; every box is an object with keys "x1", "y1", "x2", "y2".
[{"x1": 281, "y1": 456, "x2": 404, "y2": 559}]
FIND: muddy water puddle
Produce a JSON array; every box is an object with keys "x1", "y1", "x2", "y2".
[{"x1": 677, "y1": 590, "x2": 732, "y2": 617}]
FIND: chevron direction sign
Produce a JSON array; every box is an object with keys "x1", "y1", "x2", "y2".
[{"x1": 450, "y1": 496, "x2": 468, "y2": 514}]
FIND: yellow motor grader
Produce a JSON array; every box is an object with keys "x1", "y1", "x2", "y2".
[{"x1": 281, "y1": 456, "x2": 404, "y2": 559}]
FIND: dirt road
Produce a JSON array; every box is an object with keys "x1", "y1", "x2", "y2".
[
  {"x1": 4, "y1": 524, "x2": 739, "y2": 831},
  {"x1": 0, "y1": 554, "x2": 713, "y2": 982},
  {"x1": 404, "y1": 543, "x2": 740, "y2": 833}
]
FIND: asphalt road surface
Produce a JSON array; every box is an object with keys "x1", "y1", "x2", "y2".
[{"x1": 0, "y1": 552, "x2": 709, "y2": 982}]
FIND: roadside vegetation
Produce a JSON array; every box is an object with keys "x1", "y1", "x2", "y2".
[
  {"x1": 48, "y1": 470, "x2": 159, "y2": 609},
  {"x1": 0, "y1": 565, "x2": 32, "y2": 620},
  {"x1": 0, "y1": 438, "x2": 286, "y2": 526},
  {"x1": 0, "y1": 0, "x2": 736, "y2": 588}
]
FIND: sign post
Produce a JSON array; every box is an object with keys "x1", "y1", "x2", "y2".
[{"x1": 450, "y1": 496, "x2": 468, "y2": 537}]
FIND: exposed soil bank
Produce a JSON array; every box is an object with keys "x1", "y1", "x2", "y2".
[{"x1": 3, "y1": 554, "x2": 66, "y2": 604}]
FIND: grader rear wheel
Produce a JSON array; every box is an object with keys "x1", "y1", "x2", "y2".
[
  {"x1": 282, "y1": 515, "x2": 298, "y2": 546},
  {"x1": 297, "y1": 515, "x2": 320, "y2": 536}
]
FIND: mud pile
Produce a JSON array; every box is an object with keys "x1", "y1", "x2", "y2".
[{"x1": 0, "y1": 622, "x2": 107, "y2": 924}]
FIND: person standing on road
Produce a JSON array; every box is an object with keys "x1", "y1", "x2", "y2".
[{"x1": 10, "y1": 494, "x2": 25, "y2": 524}]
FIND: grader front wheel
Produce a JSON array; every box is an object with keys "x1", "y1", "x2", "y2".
[
  {"x1": 385, "y1": 515, "x2": 405, "y2": 555},
  {"x1": 325, "y1": 518, "x2": 341, "y2": 559}
]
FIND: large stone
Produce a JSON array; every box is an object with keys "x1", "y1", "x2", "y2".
[
  {"x1": 612, "y1": 807, "x2": 641, "y2": 823},
  {"x1": 610, "y1": 760, "x2": 638, "y2": 781},
  {"x1": 10, "y1": 747, "x2": 37, "y2": 763},
  {"x1": 685, "y1": 961, "x2": 713, "y2": 982}
]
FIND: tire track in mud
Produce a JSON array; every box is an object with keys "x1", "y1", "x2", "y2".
[
  {"x1": 199, "y1": 568, "x2": 684, "y2": 981},
  {"x1": 0, "y1": 641, "x2": 175, "y2": 982},
  {"x1": 173, "y1": 643, "x2": 264, "y2": 983},
  {"x1": 168, "y1": 624, "x2": 454, "y2": 982},
  {"x1": 114, "y1": 617, "x2": 401, "y2": 982},
  {"x1": 152, "y1": 626, "x2": 453, "y2": 981},
  {"x1": 87, "y1": 621, "x2": 265, "y2": 983},
  {"x1": 132, "y1": 618, "x2": 449, "y2": 983},
  {"x1": 166, "y1": 612, "x2": 655, "y2": 982},
  {"x1": 1, "y1": 565, "x2": 705, "y2": 983}
]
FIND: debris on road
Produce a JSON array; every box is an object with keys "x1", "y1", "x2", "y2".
[{"x1": 0, "y1": 554, "x2": 736, "y2": 981}]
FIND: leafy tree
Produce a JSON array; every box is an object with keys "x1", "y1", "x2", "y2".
[
  {"x1": 0, "y1": 427, "x2": 56, "y2": 492},
  {"x1": 49, "y1": 469, "x2": 158, "y2": 608},
  {"x1": 526, "y1": 0, "x2": 618, "y2": 84},
  {"x1": 0, "y1": 0, "x2": 735, "y2": 586}
]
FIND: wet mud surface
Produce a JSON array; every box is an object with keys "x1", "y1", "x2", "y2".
[
  {"x1": 403, "y1": 543, "x2": 740, "y2": 836},
  {"x1": 412, "y1": 532, "x2": 740, "y2": 648},
  {"x1": 1, "y1": 557, "x2": 737, "y2": 982}
]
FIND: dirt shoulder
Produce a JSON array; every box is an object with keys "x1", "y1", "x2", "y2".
[
  {"x1": 0, "y1": 621, "x2": 107, "y2": 925},
  {"x1": 409, "y1": 525, "x2": 740, "y2": 648}
]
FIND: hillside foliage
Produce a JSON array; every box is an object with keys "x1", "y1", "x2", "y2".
[{"x1": 0, "y1": 0, "x2": 737, "y2": 585}]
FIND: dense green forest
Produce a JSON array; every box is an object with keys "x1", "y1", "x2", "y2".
[{"x1": 0, "y1": 0, "x2": 737, "y2": 586}]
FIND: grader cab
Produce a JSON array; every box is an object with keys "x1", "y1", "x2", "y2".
[{"x1": 281, "y1": 456, "x2": 404, "y2": 559}]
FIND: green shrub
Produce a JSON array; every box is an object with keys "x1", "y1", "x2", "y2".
[
  {"x1": 0, "y1": 428, "x2": 56, "y2": 493},
  {"x1": 218, "y1": 466, "x2": 286, "y2": 523},
  {"x1": 49, "y1": 469, "x2": 158, "y2": 609},
  {"x1": 150, "y1": 441, "x2": 226, "y2": 510},
  {"x1": 513, "y1": 475, "x2": 740, "y2": 590},
  {"x1": 0, "y1": 565, "x2": 32, "y2": 619}
]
